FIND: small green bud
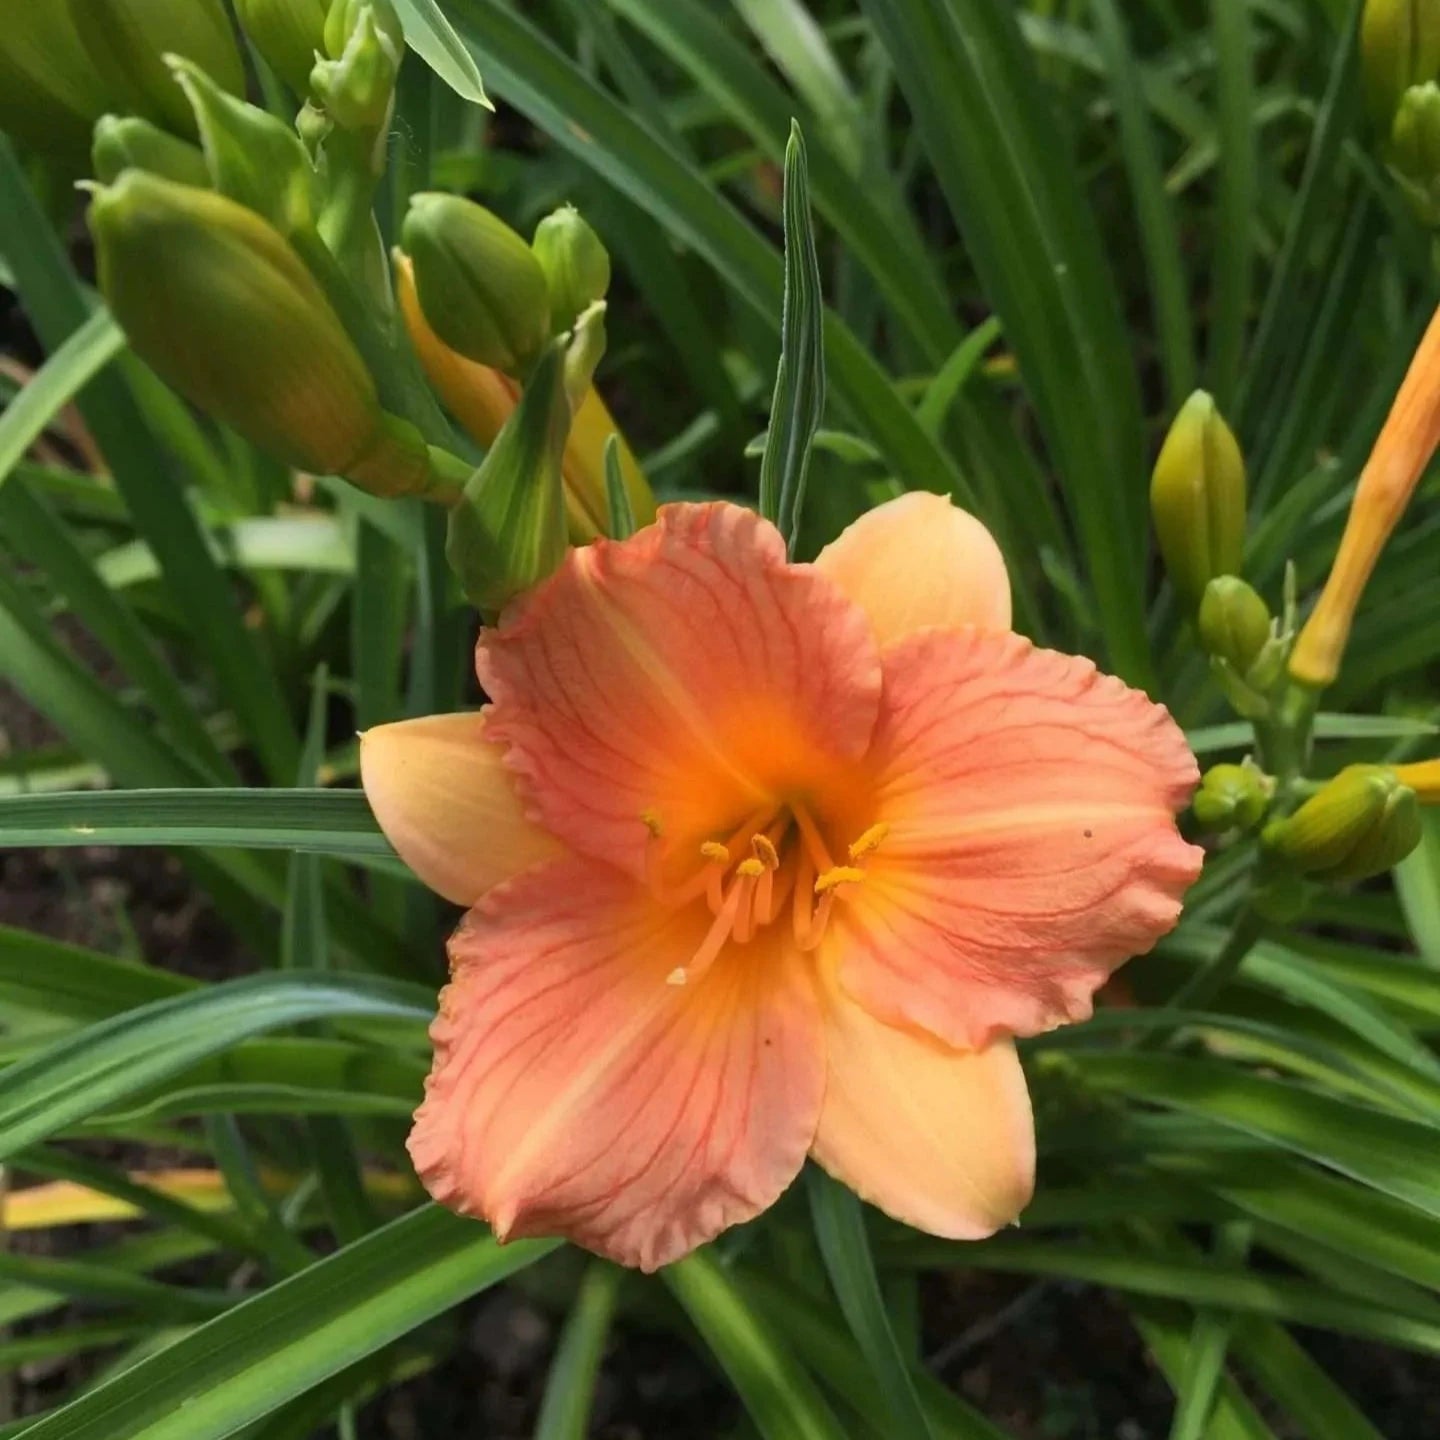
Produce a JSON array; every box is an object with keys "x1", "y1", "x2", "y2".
[
  {"x1": 1263, "y1": 764, "x2": 1423, "y2": 883},
  {"x1": 66, "y1": 0, "x2": 246, "y2": 138},
  {"x1": 403, "y1": 193, "x2": 553, "y2": 377},
  {"x1": 88, "y1": 171, "x2": 432, "y2": 497},
  {"x1": 1388, "y1": 82, "x2": 1440, "y2": 225},
  {"x1": 1362, "y1": 0, "x2": 1440, "y2": 128},
  {"x1": 1151, "y1": 390, "x2": 1247, "y2": 614},
  {"x1": 310, "y1": 0, "x2": 404, "y2": 136},
  {"x1": 234, "y1": 0, "x2": 329, "y2": 95},
  {"x1": 167, "y1": 57, "x2": 317, "y2": 241},
  {"x1": 0, "y1": 6, "x2": 111, "y2": 163},
  {"x1": 1192, "y1": 761, "x2": 1273, "y2": 833},
  {"x1": 447, "y1": 341, "x2": 571, "y2": 619},
  {"x1": 92, "y1": 115, "x2": 210, "y2": 187},
  {"x1": 532, "y1": 206, "x2": 611, "y2": 333},
  {"x1": 1198, "y1": 576, "x2": 1272, "y2": 675}
]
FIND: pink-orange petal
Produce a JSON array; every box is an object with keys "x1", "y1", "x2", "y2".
[
  {"x1": 815, "y1": 492, "x2": 1011, "y2": 644},
  {"x1": 479, "y1": 502, "x2": 882, "y2": 880},
  {"x1": 833, "y1": 629, "x2": 1202, "y2": 1049},
  {"x1": 409, "y1": 856, "x2": 825, "y2": 1271},
  {"x1": 360, "y1": 711, "x2": 559, "y2": 907},
  {"x1": 812, "y1": 983, "x2": 1034, "y2": 1238}
]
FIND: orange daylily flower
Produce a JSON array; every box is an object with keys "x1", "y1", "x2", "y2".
[{"x1": 361, "y1": 494, "x2": 1202, "y2": 1271}]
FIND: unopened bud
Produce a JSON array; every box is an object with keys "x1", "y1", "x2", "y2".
[
  {"x1": 66, "y1": 0, "x2": 245, "y2": 138},
  {"x1": 1192, "y1": 761, "x2": 1273, "y2": 833},
  {"x1": 1362, "y1": 0, "x2": 1440, "y2": 128},
  {"x1": 1151, "y1": 390, "x2": 1247, "y2": 614},
  {"x1": 1264, "y1": 765, "x2": 1422, "y2": 883},
  {"x1": 1198, "y1": 576, "x2": 1272, "y2": 675},
  {"x1": 1389, "y1": 82, "x2": 1440, "y2": 224},
  {"x1": 92, "y1": 114, "x2": 209, "y2": 187},
  {"x1": 311, "y1": 0, "x2": 404, "y2": 135},
  {"x1": 89, "y1": 171, "x2": 432, "y2": 497},
  {"x1": 234, "y1": 0, "x2": 329, "y2": 95},
  {"x1": 532, "y1": 206, "x2": 611, "y2": 333},
  {"x1": 168, "y1": 57, "x2": 317, "y2": 241},
  {"x1": 446, "y1": 342, "x2": 570, "y2": 619},
  {"x1": 403, "y1": 193, "x2": 552, "y2": 377}
]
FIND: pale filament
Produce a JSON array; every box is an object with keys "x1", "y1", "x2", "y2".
[{"x1": 645, "y1": 803, "x2": 887, "y2": 984}]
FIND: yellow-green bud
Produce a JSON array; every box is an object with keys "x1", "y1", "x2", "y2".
[
  {"x1": 234, "y1": 0, "x2": 329, "y2": 94},
  {"x1": 88, "y1": 171, "x2": 431, "y2": 496},
  {"x1": 1389, "y1": 82, "x2": 1440, "y2": 224},
  {"x1": 1198, "y1": 576, "x2": 1271, "y2": 675},
  {"x1": 532, "y1": 205, "x2": 611, "y2": 333},
  {"x1": 92, "y1": 115, "x2": 210, "y2": 187},
  {"x1": 310, "y1": 0, "x2": 404, "y2": 136},
  {"x1": 403, "y1": 193, "x2": 552, "y2": 377},
  {"x1": 0, "y1": 5, "x2": 111, "y2": 163},
  {"x1": 447, "y1": 341, "x2": 570, "y2": 619},
  {"x1": 1151, "y1": 390, "x2": 1247, "y2": 614},
  {"x1": 65, "y1": 0, "x2": 245, "y2": 138},
  {"x1": 1193, "y1": 761, "x2": 1273, "y2": 833},
  {"x1": 1263, "y1": 764, "x2": 1422, "y2": 883},
  {"x1": 323, "y1": 0, "x2": 405, "y2": 59},
  {"x1": 1362, "y1": 0, "x2": 1440, "y2": 128}
]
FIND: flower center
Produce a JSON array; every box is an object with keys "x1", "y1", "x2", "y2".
[{"x1": 640, "y1": 804, "x2": 888, "y2": 986}]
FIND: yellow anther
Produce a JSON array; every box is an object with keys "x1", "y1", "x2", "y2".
[
  {"x1": 700, "y1": 841, "x2": 730, "y2": 863},
  {"x1": 641, "y1": 809, "x2": 664, "y2": 837},
  {"x1": 751, "y1": 834, "x2": 780, "y2": 869},
  {"x1": 814, "y1": 865, "x2": 866, "y2": 895},
  {"x1": 737, "y1": 857, "x2": 765, "y2": 879},
  {"x1": 848, "y1": 823, "x2": 890, "y2": 860}
]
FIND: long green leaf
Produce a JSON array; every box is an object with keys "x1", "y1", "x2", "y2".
[{"x1": 393, "y1": 0, "x2": 491, "y2": 106}]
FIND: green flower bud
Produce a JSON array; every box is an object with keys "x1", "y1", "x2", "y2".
[
  {"x1": 65, "y1": 0, "x2": 245, "y2": 138},
  {"x1": 310, "y1": 0, "x2": 404, "y2": 136},
  {"x1": 1362, "y1": 0, "x2": 1440, "y2": 128},
  {"x1": 1389, "y1": 82, "x2": 1440, "y2": 225},
  {"x1": 532, "y1": 205, "x2": 611, "y2": 333},
  {"x1": 1198, "y1": 576, "x2": 1272, "y2": 675},
  {"x1": 234, "y1": 0, "x2": 329, "y2": 95},
  {"x1": 403, "y1": 193, "x2": 552, "y2": 377},
  {"x1": 0, "y1": 6, "x2": 111, "y2": 163},
  {"x1": 1192, "y1": 761, "x2": 1273, "y2": 833},
  {"x1": 447, "y1": 341, "x2": 571, "y2": 619},
  {"x1": 1151, "y1": 390, "x2": 1247, "y2": 614},
  {"x1": 167, "y1": 57, "x2": 317, "y2": 241},
  {"x1": 89, "y1": 171, "x2": 432, "y2": 497},
  {"x1": 1264, "y1": 764, "x2": 1423, "y2": 883},
  {"x1": 92, "y1": 115, "x2": 209, "y2": 187}
]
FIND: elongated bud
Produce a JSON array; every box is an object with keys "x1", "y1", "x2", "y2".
[
  {"x1": 66, "y1": 0, "x2": 245, "y2": 138},
  {"x1": 1151, "y1": 390, "x2": 1247, "y2": 614},
  {"x1": 1388, "y1": 83, "x2": 1440, "y2": 224},
  {"x1": 89, "y1": 171, "x2": 434, "y2": 497},
  {"x1": 234, "y1": 0, "x2": 329, "y2": 95},
  {"x1": 1362, "y1": 0, "x2": 1440, "y2": 127},
  {"x1": 92, "y1": 115, "x2": 209, "y2": 186},
  {"x1": 403, "y1": 194, "x2": 552, "y2": 377},
  {"x1": 532, "y1": 205, "x2": 611, "y2": 333},
  {"x1": 396, "y1": 253, "x2": 656, "y2": 537},
  {"x1": 1393, "y1": 757, "x2": 1440, "y2": 801},
  {"x1": 311, "y1": 0, "x2": 404, "y2": 136},
  {"x1": 447, "y1": 343, "x2": 570, "y2": 618},
  {"x1": 0, "y1": 6, "x2": 111, "y2": 162},
  {"x1": 1263, "y1": 765, "x2": 1422, "y2": 882},
  {"x1": 1291, "y1": 303, "x2": 1440, "y2": 687},
  {"x1": 1198, "y1": 576, "x2": 1271, "y2": 675},
  {"x1": 1192, "y1": 761, "x2": 1273, "y2": 833},
  {"x1": 168, "y1": 57, "x2": 317, "y2": 241}
]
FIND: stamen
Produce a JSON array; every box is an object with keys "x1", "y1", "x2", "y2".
[
  {"x1": 792, "y1": 801, "x2": 837, "y2": 874},
  {"x1": 641, "y1": 809, "x2": 664, "y2": 838},
  {"x1": 699, "y1": 841, "x2": 730, "y2": 864},
  {"x1": 674, "y1": 870, "x2": 749, "y2": 985},
  {"x1": 751, "y1": 834, "x2": 780, "y2": 869},
  {"x1": 848, "y1": 822, "x2": 890, "y2": 860},
  {"x1": 815, "y1": 865, "x2": 866, "y2": 895},
  {"x1": 736, "y1": 857, "x2": 765, "y2": 879}
]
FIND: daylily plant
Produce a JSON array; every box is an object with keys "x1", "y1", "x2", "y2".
[{"x1": 362, "y1": 495, "x2": 1202, "y2": 1270}]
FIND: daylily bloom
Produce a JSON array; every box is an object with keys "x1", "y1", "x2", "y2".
[{"x1": 362, "y1": 495, "x2": 1202, "y2": 1270}]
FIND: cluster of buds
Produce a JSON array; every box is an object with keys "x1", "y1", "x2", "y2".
[
  {"x1": 0, "y1": 0, "x2": 656, "y2": 615},
  {"x1": 1361, "y1": 0, "x2": 1440, "y2": 230}
]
